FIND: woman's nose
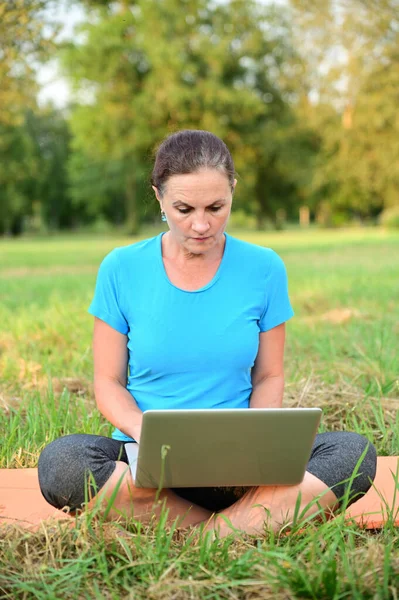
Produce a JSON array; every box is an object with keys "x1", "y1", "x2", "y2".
[{"x1": 192, "y1": 217, "x2": 210, "y2": 234}]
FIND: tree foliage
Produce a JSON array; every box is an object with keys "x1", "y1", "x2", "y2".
[
  {"x1": 1, "y1": 0, "x2": 399, "y2": 234},
  {"x1": 0, "y1": 0, "x2": 56, "y2": 125},
  {"x1": 290, "y1": 0, "x2": 399, "y2": 221},
  {"x1": 0, "y1": 108, "x2": 73, "y2": 235},
  {"x1": 0, "y1": 0, "x2": 61, "y2": 234},
  {"x1": 64, "y1": 0, "x2": 306, "y2": 230}
]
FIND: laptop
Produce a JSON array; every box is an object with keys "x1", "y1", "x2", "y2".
[{"x1": 125, "y1": 408, "x2": 321, "y2": 488}]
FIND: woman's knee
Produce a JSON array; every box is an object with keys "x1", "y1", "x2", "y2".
[
  {"x1": 333, "y1": 431, "x2": 377, "y2": 484},
  {"x1": 38, "y1": 434, "x2": 119, "y2": 511},
  {"x1": 340, "y1": 431, "x2": 377, "y2": 504},
  {"x1": 309, "y1": 431, "x2": 377, "y2": 505}
]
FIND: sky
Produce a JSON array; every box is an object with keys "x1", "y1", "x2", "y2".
[
  {"x1": 37, "y1": 1, "x2": 86, "y2": 107},
  {"x1": 37, "y1": 0, "x2": 289, "y2": 108}
]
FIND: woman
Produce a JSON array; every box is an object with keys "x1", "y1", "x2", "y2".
[{"x1": 38, "y1": 130, "x2": 376, "y2": 537}]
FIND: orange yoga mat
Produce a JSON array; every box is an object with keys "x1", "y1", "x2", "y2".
[{"x1": 0, "y1": 457, "x2": 398, "y2": 531}]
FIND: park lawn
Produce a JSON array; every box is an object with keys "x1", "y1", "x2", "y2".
[{"x1": 0, "y1": 227, "x2": 398, "y2": 599}]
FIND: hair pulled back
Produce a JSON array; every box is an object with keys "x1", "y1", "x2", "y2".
[{"x1": 151, "y1": 130, "x2": 235, "y2": 196}]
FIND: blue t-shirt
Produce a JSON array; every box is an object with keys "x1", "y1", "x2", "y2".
[{"x1": 88, "y1": 232, "x2": 294, "y2": 441}]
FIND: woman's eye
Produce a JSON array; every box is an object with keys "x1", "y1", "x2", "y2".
[{"x1": 177, "y1": 207, "x2": 222, "y2": 214}]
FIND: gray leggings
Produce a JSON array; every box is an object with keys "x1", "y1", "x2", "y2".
[{"x1": 38, "y1": 431, "x2": 377, "y2": 513}]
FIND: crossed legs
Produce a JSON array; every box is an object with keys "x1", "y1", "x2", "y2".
[
  {"x1": 38, "y1": 432, "x2": 377, "y2": 536},
  {"x1": 89, "y1": 460, "x2": 338, "y2": 536},
  {"x1": 93, "y1": 460, "x2": 213, "y2": 527}
]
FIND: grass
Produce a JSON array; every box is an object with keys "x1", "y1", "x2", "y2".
[{"x1": 1, "y1": 227, "x2": 399, "y2": 598}]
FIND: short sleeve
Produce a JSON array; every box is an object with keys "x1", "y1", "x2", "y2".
[
  {"x1": 259, "y1": 251, "x2": 294, "y2": 332},
  {"x1": 88, "y1": 249, "x2": 129, "y2": 335}
]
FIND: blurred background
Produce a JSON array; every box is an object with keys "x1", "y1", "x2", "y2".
[{"x1": 1, "y1": 0, "x2": 399, "y2": 237}]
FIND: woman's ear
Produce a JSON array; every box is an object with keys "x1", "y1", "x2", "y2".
[
  {"x1": 152, "y1": 186, "x2": 164, "y2": 211},
  {"x1": 152, "y1": 185, "x2": 160, "y2": 201}
]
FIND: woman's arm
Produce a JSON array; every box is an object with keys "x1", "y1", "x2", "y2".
[
  {"x1": 93, "y1": 317, "x2": 143, "y2": 441},
  {"x1": 249, "y1": 323, "x2": 286, "y2": 409}
]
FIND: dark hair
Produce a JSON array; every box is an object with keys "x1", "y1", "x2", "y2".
[{"x1": 151, "y1": 130, "x2": 235, "y2": 196}]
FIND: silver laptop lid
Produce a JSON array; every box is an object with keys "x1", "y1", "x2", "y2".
[{"x1": 127, "y1": 408, "x2": 321, "y2": 488}]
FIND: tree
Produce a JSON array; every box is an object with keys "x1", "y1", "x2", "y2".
[
  {"x1": 63, "y1": 0, "x2": 304, "y2": 231},
  {"x1": 0, "y1": 0, "x2": 59, "y2": 234},
  {"x1": 0, "y1": 120, "x2": 37, "y2": 234},
  {"x1": 0, "y1": 107, "x2": 74, "y2": 235},
  {"x1": 26, "y1": 107, "x2": 74, "y2": 230},
  {"x1": 0, "y1": 0, "x2": 58, "y2": 125},
  {"x1": 288, "y1": 0, "x2": 399, "y2": 222}
]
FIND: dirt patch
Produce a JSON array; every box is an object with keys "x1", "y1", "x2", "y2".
[
  {"x1": 302, "y1": 308, "x2": 368, "y2": 325},
  {"x1": 0, "y1": 375, "x2": 94, "y2": 415},
  {"x1": 0, "y1": 391, "x2": 23, "y2": 414},
  {"x1": 0, "y1": 333, "x2": 16, "y2": 355},
  {"x1": 1, "y1": 265, "x2": 97, "y2": 278},
  {"x1": 52, "y1": 377, "x2": 93, "y2": 396},
  {"x1": 284, "y1": 376, "x2": 399, "y2": 430},
  {"x1": 320, "y1": 308, "x2": 365, "y2": 324}
]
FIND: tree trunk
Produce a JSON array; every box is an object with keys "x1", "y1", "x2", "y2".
[{"x1": 256, "y1": 211, "x2": 266, "y2": 230}]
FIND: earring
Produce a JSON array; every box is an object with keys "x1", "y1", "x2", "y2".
[{"x1": 161, "y1": 211, "x2": 167, "y2": 222}]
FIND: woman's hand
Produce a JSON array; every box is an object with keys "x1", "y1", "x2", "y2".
[{"x1": 93, "y1": 317, "x2": 143, "y2": 440}]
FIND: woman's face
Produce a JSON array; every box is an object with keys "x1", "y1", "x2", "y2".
[{"x1": 153, "y1": 168, "x2": 236, "y2": 256}]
